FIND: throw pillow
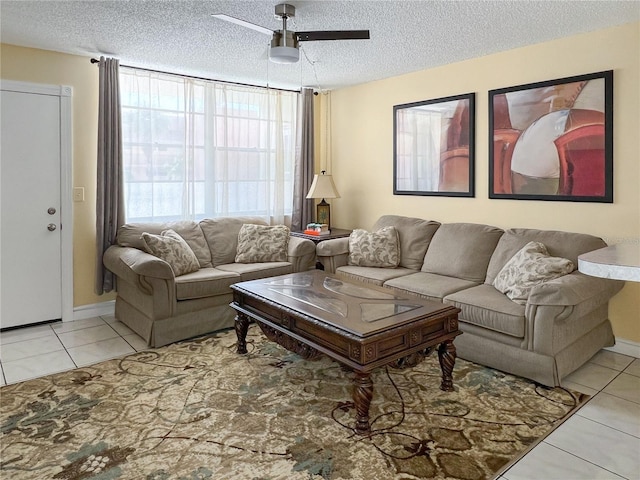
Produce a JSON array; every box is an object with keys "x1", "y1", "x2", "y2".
[
  {"x1": 493, "y1": 241, "x2": 574, "y2": 305},
  {"x1": 235, "y1": 224, "x2": 290, "y2": 263},
  {"x1": 348, "y1": 226, "x2": 400, "y2": 268},
  {"x1": 141, "y1": 229, "x2": 201, "y2": 277}
]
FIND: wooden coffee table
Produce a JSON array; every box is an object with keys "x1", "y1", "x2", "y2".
[{"x1": 231, "y1": 270, "x2": 461, "y2": 434}]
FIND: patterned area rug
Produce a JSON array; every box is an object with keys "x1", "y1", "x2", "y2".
[{"x1": 1, "y1": 325, "x2": 587, "y2": 480}]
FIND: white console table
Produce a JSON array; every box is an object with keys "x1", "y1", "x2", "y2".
[{"x1": 578, "y1": 244, "x2": 640, "y2": 282}]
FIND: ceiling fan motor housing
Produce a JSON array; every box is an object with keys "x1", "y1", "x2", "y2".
[
  {"x1": 271, "y1": 30, "x2": 298, "y2": 49},
  {"x1": 274, "y1": 3, "x2": 296, "y2": 19}
]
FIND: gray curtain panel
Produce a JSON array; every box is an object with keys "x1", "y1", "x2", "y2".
[
  {"x1": 95, "y1": 56, "x2": 125, "y2": 294},
  {"x1": 291, "y1": 88, "x2": 315, "y2": 231}
]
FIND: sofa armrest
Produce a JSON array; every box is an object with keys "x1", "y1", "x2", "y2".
[
  {"x1": 528, "y1": 271, "x2": 624, "y2": 307},
  {"x1": 287, "y1": 236, "x2": 317, "y2": 271},
  {"x1": 525, "y1": 271, "x2": 624, "y2": 356},
  {"x1": 104, "y1": 245, "x2": 175, "y2": 280},
  {"x1": 104, "y1": 245, "x2": 177, "y2": 319},
  {"x1": 316, "y1": 237, "x2": 350, "y2": 273}
]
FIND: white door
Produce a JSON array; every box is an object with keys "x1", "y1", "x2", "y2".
[{"x1": 1, "y1": 87, "x2": 65, "y2": 328}]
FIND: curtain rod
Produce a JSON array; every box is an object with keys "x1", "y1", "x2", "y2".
[{"x1": 89, "y1": 58, "x2": 302, "y2": 94}]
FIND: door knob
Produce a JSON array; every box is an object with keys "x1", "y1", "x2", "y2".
[
  {"x1": 47, "y1": 223, "x2": 57, "y2": 231},
  {"x1": 48, "y1": 207, "x2": 56, "y2": 215}
]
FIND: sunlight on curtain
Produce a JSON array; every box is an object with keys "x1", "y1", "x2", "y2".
[{"x1": 120, "y1": 68, "x2": 297, "y2": 224}]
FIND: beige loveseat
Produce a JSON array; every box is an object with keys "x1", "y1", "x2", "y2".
[
  {"x1": 103, "y1": 217, "x2": 316, "y2": 347},
  {"x1": 316, "y1": 215, "x2": 625, "y2": 387}
]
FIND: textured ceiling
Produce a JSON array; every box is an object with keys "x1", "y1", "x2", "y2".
[{"x1": 1, "y1": 1, "x2": 639, "y2": 91}]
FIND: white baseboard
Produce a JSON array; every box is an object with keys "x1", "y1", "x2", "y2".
[
  {"x1": 72, "y1": 301, "x2": 115, "y2": 321},
  {"x1": 605, "y1": 337, "x2": 640, "y2": 359}
]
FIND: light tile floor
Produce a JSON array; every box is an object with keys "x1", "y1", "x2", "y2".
[{"x1": 0, "y1": 317, "x2": 638, "y2": 479}]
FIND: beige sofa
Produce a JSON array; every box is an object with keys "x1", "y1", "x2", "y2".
[
  {"x1": 103, "y1": 217, "x2": 316, "y2": 347},
  {"x1": 316, "y1": 215, "x2": 625, "y2": 387}
]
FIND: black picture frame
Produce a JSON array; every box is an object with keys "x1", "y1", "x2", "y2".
[
  {"x1": 489, "y1": 70, "x2": 613, "y2": 202},
  {"x1": 393, "y1": 93, "x2": 475, "y2": 197}
]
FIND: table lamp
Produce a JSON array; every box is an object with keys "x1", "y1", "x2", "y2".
[{"x1": 306, "y1": 171, "x2": 340, "y2": 229}]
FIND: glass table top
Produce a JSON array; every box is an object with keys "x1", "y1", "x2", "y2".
[{"x1": 266, "y1": 273, "x2": 422, "y2": 323}]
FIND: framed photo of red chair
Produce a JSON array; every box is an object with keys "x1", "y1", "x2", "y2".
[{"x1": 488, "y1": 71, "x2": 613, "y2": 203}]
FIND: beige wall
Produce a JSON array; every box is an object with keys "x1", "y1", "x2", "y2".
[
  {"x1": 1, "y1": 43, "x2": 116, "y2": 308},
  {"x1": 328, "y1": 22, "x2": 640, "y2": 343},
  {"x1": 2, "y1": 23, "x2": 638, "y2": 341}
]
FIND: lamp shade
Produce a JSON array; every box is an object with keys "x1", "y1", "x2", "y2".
[{"x1": 306, "y1": 172, "x2": 340, "y2": 199}]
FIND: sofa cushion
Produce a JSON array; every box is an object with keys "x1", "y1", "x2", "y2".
[
  {"x1": 118, "y1": 222, "x2": 165, "y2": 249},
  {"x1": 216, "y1": 262, "x2": 293, "y2": 282},
  {"x1": 348, "y1": 226, "x2": 400, "y2": 268},
  {"x1": 117, "y1": 221, "x2": 212, "y2": 268},
  {"x1": 235, "y1": 224, "x2": 290, "y2": 263},
  {"x1": 373, "y1": 215, "x2": 441, "y2": 270},
  {"x1": 199, "y1": 217, "x2": 268, "y2": 267},
  {"x1": 169, "y1": 221, "x2": 213, "y2": 268},
  {"x1": 384, "y1": 272, "x2": 478, "y2": 302},
  {"x1": 141, "y1": 229, "x2": 201, "y2": 277},
  {"x1": 485, "y1": 228, "x2": 605, "y2": 285},
  {"x1": 174, "y1": 268, "x2": 240, "y2": 300},
  {"x1": 421, "y1": 223, "x2": 504, "y2": 283},
  {"x1": 336, "y1": 265, "x2": 415, "y2": 286},
  {"x1": 444, "y1": 284, "x2": 526, "y2": 338},
  {"x1": 493, "y1": 241, "x2": 574, "y2": 305}
]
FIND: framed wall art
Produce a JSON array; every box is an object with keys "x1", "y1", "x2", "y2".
[
  {"x1": 393, "y1": 93, "x2": 475, "y2": 197},
  {"x1": 489, "y1": 70, "x2": 613, "y2": 202}
]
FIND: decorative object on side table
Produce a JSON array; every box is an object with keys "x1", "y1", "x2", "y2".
[
  {"x1": 304, "y1": 222, "x2": 330, "y2": 236},
  {"x1": 306, "y1": 170, "x2": 340, "y2": 228},
  {"x1": 291, "y1": 227, "x2": 352, "y2": 244}
]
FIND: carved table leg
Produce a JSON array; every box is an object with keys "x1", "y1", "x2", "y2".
[
  {"x1": 353, "y1": 372, "x2": 374, "y2": 435},
  {"x1": 235, "y1": 312, "x2": 249, "y2": 354},
  {"x1": 438, "y1": 339, "x2": 456, "y2": 392}
]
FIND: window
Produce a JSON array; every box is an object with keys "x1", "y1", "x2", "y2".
[{"x1": 120, "y1": 68, "x2": 298, "y2": 224}]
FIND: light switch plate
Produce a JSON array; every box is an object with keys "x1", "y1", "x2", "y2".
[{"x1": 73, "y1": 187, "x2": 85, "y2": 202}]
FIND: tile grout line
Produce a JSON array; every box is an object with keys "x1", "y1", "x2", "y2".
[
  {"x1": 102, "y1": 317, "x2": 140, "y2": 353},
  {"x1": 50, "y1": 322, "x2": 80, "y2": 369},
  {"x1": 564, "y1": 362, "x2": 629, "y2": 392},
  {"x1": 502, "y1": 365, "x2": 631, "y2": 478},
  {"x1": 573, "y1": 410, "x2": 640, "y2": 440},
  {"x1": 102, "y1": 314, "x2": 143, "y2": 349},
  {"x1": 0, "y1": 326, "x2": 68, "y2": 365},
  {"x1": 100, "y1": 315, "x2": 147, "y2": 353},
  {"x1": 2, "y1": 318, "x2": 124, "y2": 384},
  {"x1": 592, "y1": 386, "x2": 640, "y2": 407},
  {"x1": 538, "y1": 440, "x2": 630, "y2": 479}
]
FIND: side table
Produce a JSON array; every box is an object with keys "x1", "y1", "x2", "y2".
[
  {"x1": 290, "y1": 227, "x2": 352, "y2": 244},
  {"x1": 291, "y1": 228, "x2": 352, "y2": 269}
]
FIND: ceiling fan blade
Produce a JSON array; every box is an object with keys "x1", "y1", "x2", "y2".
[
  {"x1": 211, "y1": 13, "x2": 273, "y2": 36},
  {"x1": 296, "y1": 30, "x2": 370, "y2": 42}
]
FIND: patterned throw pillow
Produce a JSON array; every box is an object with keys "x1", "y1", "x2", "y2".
[
  {"x1": 141, "y1": 229, "x2": 201, "y2": 277},
  {"x1": 235, "y1": 224, "x2": 290, "y2": 263},
  {"x1": 493, "y1": 241, "x2": 574, "y2": 305},
  {"x1": 348, "y1": 226, "x2": 400, "y2": 268}
]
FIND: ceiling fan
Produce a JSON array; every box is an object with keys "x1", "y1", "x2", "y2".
[{"x1": 212, "y1": 3, "x2": 370, "y2": 64}]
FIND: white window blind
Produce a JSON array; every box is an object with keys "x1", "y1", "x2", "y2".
[{"x1": 120, "y1": 68, "x2": 297, "y2": 224}]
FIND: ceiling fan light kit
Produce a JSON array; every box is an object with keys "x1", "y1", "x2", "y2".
[
  {"x1": 270, "y1": 29, "x2": 299, "y2": 64},
  {"x1": 213, "y1": 3, "x2": 370, "y2": 65},
  {"x1": 269, "y1": 45, "x2": 300, "y2": 64}
]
